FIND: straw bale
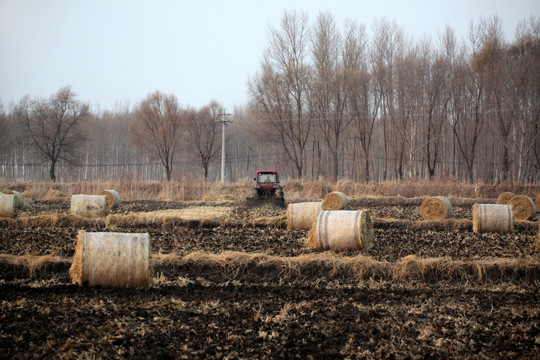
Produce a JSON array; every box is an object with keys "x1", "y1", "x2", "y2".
[
  {"x1": 496, "y1": 192, "x2": 515, "y2": 205},
  {"x1": 535, "y1": 195, "x2": 540, "y2": 216},
  {"x1": 0, "y1": 194, "x2": 17, "y2": 218},
  {"x1": 507, "y1": 195, "x2": 536, "y2": 221},
  {"x1": 2, "y1": 190, "x2": 24, "y2": 209},
  {"x1": 306, "y1": 210, "x2": 374, "y2": 251},
  {"x1": 536, "y1": 218, "x2": 540, "y2": 252},
  {"x1": 70, "y1": 195, "x2": 108, "y2": 218},
  {"x1": 472, "y1": 204, "x2": 513, "y2": 234},
  {"x1": 70, "y1": 231, "x2": 152, "y2": 288},
  {"x1": 419, "y1": 196, "x2": 452, "y2": 220},
  {"x1": 43, "y1": 189, "x2": 67, "y2": 199},
  {"x1": 286, "y1": 202, "x2": 325, "y2": 231},
  {"x1": 323, "y1": 191, "x2": 348, "y2": 210},
  {"x1": 99, "y1": 189, "x2": 121, "y2": 209}
]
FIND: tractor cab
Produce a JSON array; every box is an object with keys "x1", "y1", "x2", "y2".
[
  {"x1": 248, "y1": 171, "x2": 285, "y2": 207},
  {"x1": 256, "y1": 171, "x2": 279, "y2": 184}
]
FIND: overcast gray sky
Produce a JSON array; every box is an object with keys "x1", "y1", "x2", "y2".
[{"x1": 1, "y1": 0, "x2": 538, "y2": 112}]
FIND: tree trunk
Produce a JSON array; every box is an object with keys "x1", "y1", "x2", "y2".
[{"x1": 50, "y1": 159, "x2": 57, "y2": 182}]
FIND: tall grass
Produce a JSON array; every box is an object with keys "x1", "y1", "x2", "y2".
[{"x1": 0, "y1": 177, "x2": 538, "y2": 201}]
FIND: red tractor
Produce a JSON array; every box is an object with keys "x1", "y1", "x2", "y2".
[{"x1": 248, "y1": 170, "x2": 285, "y2": 207}]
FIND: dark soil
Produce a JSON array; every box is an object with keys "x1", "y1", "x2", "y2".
[
  {"x1": 1, "y1": 281, "x2": 538, "y2": 359},
  {"x1": 1, "y1": 199, "x2": 539, "y2": 359}
]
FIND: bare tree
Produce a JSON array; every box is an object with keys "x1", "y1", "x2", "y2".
[
  {"x1": 248, "y1": 10, "x2": 312, "y2": 178},
  {"x1": 471, "y1": 16, "x2": 512, "y2": 181},
  {"x1": 507, "y1": 17, "x2": 540, "y2": 181},
  {"x1": 342, "y1": 21, "x2": 379, "y2": 182},
  {"x1": 129, "y1": 90, "x2": 185, "y2": 181},
  {"x1": 371, "y1": 18, "x2": 404, "y2": 180},
  {"x1": 187, "y1": 100, "x2": 222, "y2": 181},
  {"x1": 310, "y1": 12, "x2": 353, "y2": 180},
  {"x1": 0, "y1": 101, "x2": 8, "y2": 162},
  {"x1": 14, "y1": 86, "x2": 89, "y2": 181},
  {"x1": 451, "y1": 27, "x2": 486, "y2": 183}
]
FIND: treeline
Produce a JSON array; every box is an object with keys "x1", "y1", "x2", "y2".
[{"x1": 0, "y1": 12, "x2": 539, "y2": 184}]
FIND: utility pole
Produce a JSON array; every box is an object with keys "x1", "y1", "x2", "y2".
[{"x1": 216, "y1": 110, "x2": 232, "y2": 184}]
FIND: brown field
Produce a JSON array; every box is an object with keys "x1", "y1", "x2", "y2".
[{"x1": 1, "y1": 192, "x2": 539, "y2": 359}]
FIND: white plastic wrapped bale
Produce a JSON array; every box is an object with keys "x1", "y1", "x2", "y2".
[
  {"x1": 70, "y1": 195, "x2": 108, "y2": 218},
  {"x1": 69, "y1": 231, "x2": 152, "y2": 288},
  {"x1": 0, "y1": 194, "x2": 17, "y2": 218},
  {"x1": 286, "y1": 202, "x2": 325, "y2": 230},
  {"x1": 472, "y1": 204, "x2": 513, "y2": 234},
  {"x1": 2, "y1": 190, "x2": 24, "y2": 209},
  {"x1": 306, "y1": 210, "x2": 374, "y2": 251}
]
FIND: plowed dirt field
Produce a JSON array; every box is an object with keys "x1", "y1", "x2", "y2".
[{"x1": 1, "y1": 198, "x2": 539, "y2": 359}]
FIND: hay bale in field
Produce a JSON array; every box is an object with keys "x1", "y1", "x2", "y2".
[
  {"x1": 287, "y1": 202, "x2": 325, "y2": 230},
  {"x1": 0, "y1": 194, "x2": 17, "y2": 218},
  {"x1": 70, "y1": 231, "x2": 152, "y2": 288},
  {"x1": 536, "y1": 218, "x2": 540, "y2": 252},
  {"x1": 507, "y1": 195, "x2": 536, "y2": 221},
  {"x1": 472, "y1": 204, "x2": 513, "y2": 234},
  {"x1": 496, "y1": 192, "x2": 515, "y2": 205},
  {"x1": 2, "y1": 190, "x2": 24, "y2": 209},
  {"x1": 306, "y1": 210, "x2": 373, "y2": 251},
  {"x1": 43, "y1": 189, "x2": 67, "y2": 199},
  {"x1": 70, "y1": 195, "x2": 108, "y2": 218},
  {"x1": 323, "y1": 191, "x2": 348, "y2": 210},
  {"x1": 99, "y1": 190, "x2": 121, "y2": 209},
  {"x1": 419, "y1": 196, "x2": 452, "y2": 220},
  {"x1": 535, "y1": 195, "x2": 540, "y2": 217}
]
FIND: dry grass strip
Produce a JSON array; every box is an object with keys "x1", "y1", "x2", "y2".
[
  {"x1": 0, "y1": 214, "x2": 106, "y2": 228},
  {"x1": 153, "y1": 251, "x2": 540, "y2": 283},
  {"x1": 2, "y1": 252, "x2": 539, "y2": 283},
  {"x1": 0, "y1": 254, "x2": 70, "y2": 277}
]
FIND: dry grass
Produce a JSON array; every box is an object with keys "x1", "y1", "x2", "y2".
[
  {"x1": 3, "y1": 251, "x2": 539, "y2": 283},
  {"x1": 0, "y1": 253, "x2": 69, "y2": 277},
  {"x1": 2, "y1": 178, "x2": 538, "y2": 203}
]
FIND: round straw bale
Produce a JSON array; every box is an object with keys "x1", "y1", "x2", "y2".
[
  {"x1": 536, "y1": 218, "x2": 540, "y2": 252},
  {"x1": 472, "y1": 204, "x2": 513, "y2": 234},
  {"x1": 496, "y1": 192, "x2": 515, "y2": 205},
  {"x1": 323, "y1": 191, "x2": 348, "y2": 210},
  {"x1": 419, "y1": 196, "x2": 452, "y2": 220},
  {"x1": 43, "y1": 189, "x2": 67, "y2": 199},
  {"x1": 287, "y1": 202, "x2": 325, "y2": 230},
  {"x1": 2, "y1": 190, "x2": 24, "y2": 209},
  {"x1": 70, "y1": 195, "x2": 108, "y2": 218},
  {"x1": 507, "y1": 195, "x2": 536, "y2": 221},
  {"x1": 99, "y1": 190, "x2": 121, "y2": 209},
  {"x1": 306, "y1": 210, "x2": 373, "y2": 251},
  {"x1": 0, "y1": 194, "x2": 17, "y2": 218},
  {"x1": 535, "y1": 195, "x2": 540, "y2": 216},
  {"x1": 70, "y1": 231, "x2": 152, "y2": 288}
]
